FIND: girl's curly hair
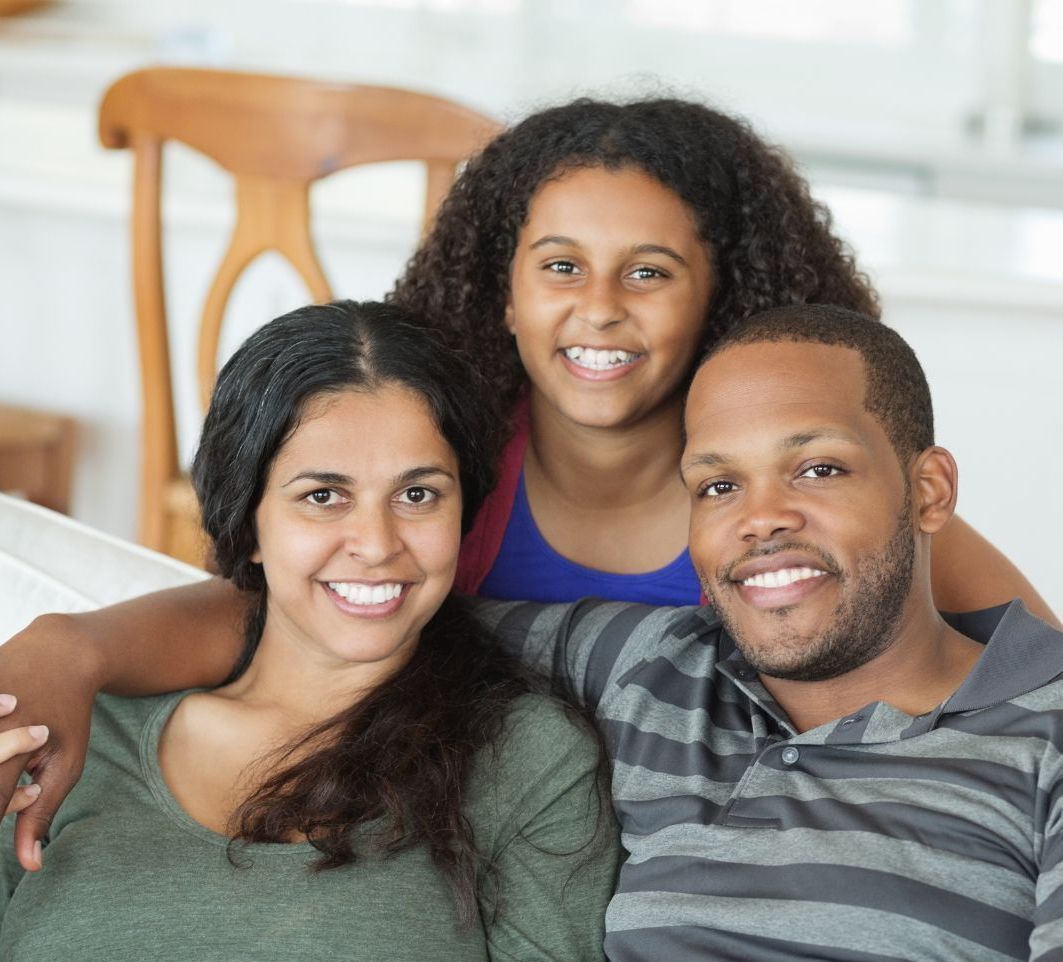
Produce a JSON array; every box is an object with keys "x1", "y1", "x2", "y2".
[{"x1": 392, "y1": 96, "x2": 879, "y2": 424}]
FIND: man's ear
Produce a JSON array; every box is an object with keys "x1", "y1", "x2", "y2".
[{"x1": 910, "y1": 445, "x2": 958, "y2": 535}]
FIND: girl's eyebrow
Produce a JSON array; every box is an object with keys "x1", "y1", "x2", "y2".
[
  {"x1": 529, "y1": 235, "x2": 688, "y2": 266},
  {"x1": 282, "y1": 466, "x2": 455, "y2": 488}
]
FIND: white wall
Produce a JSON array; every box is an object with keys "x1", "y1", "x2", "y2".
[{"x1": 1, "y1": 2, "x2": 1061, "y2": 613}]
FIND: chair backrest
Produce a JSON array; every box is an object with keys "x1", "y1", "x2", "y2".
[{"x1": 98, "y1": 67, "x2": 500, "y2": 559}]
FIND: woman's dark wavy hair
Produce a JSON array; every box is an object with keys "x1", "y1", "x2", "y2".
[
  {"x1": 189, "y1": 300, "x2": 536, "y2": 925},
  {"x1": 393, "y1": 96, "x2": 879, "y2": 424}
]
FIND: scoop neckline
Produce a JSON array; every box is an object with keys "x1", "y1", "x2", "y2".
[
  {"x1": 516, "y1": 471, "x2": 693, "y2": 584},
  {"x1": 139, "y1": 690, "x2": 319, "y2": 855}
]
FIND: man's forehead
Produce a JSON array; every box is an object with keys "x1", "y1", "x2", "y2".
[{"x1": 687, "y1": 341, "x2": 866, "y2": 422}]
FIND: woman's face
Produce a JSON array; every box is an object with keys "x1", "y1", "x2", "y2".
[
  {"x1": 251, "y1": 384, "x2": 462, "y2": 682},
  {"x1": 506, "y1": 165, "x2": 714, "y2": 430}
]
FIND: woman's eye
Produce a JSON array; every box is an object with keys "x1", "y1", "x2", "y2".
[
  {"x1": 545, "y1": 260, "x2": 580, "y2": 275},
  {"x1": 800, "y1": 464, "x2": 843, "y2": 479},
  {"x1": 304, "y1": 489, "x2": 343, "y2": 507},
  {"x1": 397, "y1": 486, "x2": 437, "y2": 506},
  {"x1": 699, "y1": 480, "x2": 736, "y2": 498}
]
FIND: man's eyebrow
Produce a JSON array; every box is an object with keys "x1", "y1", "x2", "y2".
[
  {"x1": 680, "y1": 429, "x2": 863, "y2": 477},
  {"x1": 528, "y1": 236, "x2": 689, "y2": 267},
  {"x1": 282, "y1": 465, "x2": 455, "y2": 488},
  {"x1": 781, "y1": 428, "x2": 862, "y2": 449}
]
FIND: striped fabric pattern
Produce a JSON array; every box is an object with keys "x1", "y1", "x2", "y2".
[{"x1": 479, "y1": 598, "x2": 1063, "y2": 962}]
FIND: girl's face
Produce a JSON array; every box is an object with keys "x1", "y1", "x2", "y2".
[
  {"x1": 251, "y1": 384, "x2": 462, "y2": 683},
  {"x1": 506, "y1": 165, "x2": 714, "y2": 430}
]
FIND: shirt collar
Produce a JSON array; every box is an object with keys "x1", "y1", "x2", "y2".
[{"x1": 939, "y1": 600, "x2": 1063, "y2": 713}]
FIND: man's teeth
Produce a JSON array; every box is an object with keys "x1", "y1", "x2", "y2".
[
  {"x1": 328, "y1": 582, "x2": 403, "y2": 605},
  {"x1": 563, "y1": 346, "x2": 639, "y2": 370},
  {"x1": 741, "y1": 568, "x2": 827, "y2": 589}
]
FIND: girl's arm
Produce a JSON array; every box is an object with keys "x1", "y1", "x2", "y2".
[
  {"x1": 932, "y1": 515, "x2": 1059, "y2": 627},
  {"x1": 0, "y1": 577, "x2": 248, "y2": 871}
]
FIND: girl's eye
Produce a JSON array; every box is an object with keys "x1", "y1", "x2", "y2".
[
  {"x1": 397, "y1": 486, "x2": 437, "y2": 506},
  {"x1": 699, "y1": 480, "x2": 736, "y2": 499},
  {"x1": 628, "y1": 265, "x2": 667, "y2": 281},
  {"x1": 545, "y1": 260, "x2": 579, "y2": 275},
  {"x1": 800, "y1": 464, "x2": 844, "y2": 479},
  {"x1": 304, "y1": 489, "x2": 344, "y2": 507}
]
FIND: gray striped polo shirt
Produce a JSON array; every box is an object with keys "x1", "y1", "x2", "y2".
[{"x1": 479, "y1": 598, "x2": 1063, "y2": 962}]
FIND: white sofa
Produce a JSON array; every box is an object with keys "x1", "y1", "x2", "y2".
[{"x1": 0, "y1": 493, "x2": 207, "y2": 641}]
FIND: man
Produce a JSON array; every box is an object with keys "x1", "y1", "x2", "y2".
[{"x1": 480, "y1": 304, "x2": 1063, "y2": 961}]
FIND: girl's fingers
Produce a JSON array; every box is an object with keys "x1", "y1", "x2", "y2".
[
  {"x1": 0, "y1": 694, "x2": 17, "y2": 717},
  {"x1": 0, "y1": 725, "x2": 48, "y2": 765},
  {"x1": 3, "y1": 783, "x2": 41, "y2": 817}
]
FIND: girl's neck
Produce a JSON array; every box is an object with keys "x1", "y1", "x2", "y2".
[{"x1": 526, "y1": 389, "x2": 687, "y2": 511}]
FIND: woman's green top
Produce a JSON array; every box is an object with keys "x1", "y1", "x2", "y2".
[{"x1": 0, "y1": 690, "x2": 617, "y2": 961}]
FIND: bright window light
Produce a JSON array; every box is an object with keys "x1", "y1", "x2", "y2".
[{"x1": 622, "y1": 0, "x2": 913, "y2": 44}]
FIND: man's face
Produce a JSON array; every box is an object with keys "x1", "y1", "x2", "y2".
[{"x1": 681, "y1": 341, "x2": 917, "y2": 682}]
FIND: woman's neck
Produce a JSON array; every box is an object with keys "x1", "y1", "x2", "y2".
[{"x1": 215, "y1": 627, "x2": 410, "y2": 734}]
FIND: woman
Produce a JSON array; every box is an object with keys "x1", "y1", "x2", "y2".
[
  {"x1": 0, "y1": 302, "x2": 617, "y2": 960},
  {"x1": 0, "y1": 96, "x2": 1053, "y2": 869}
]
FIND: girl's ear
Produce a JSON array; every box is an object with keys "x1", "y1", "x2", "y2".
[
  {"x1": 504, "y1": 293, "x2": 516, "y2": 335},
  {"x1": 910, "y1": 446, "x2": 958, "y2": 535}
]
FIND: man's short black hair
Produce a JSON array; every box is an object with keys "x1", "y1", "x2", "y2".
[{"x1": 702, "y1": 304, "x2": 934, "y2": 463}]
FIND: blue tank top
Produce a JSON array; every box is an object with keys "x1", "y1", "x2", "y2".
[{"x1": 478, "y1": 472, "x2": 702, "y2": 605}]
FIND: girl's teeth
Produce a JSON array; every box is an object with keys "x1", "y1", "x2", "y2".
[
  {"x1": 563, "y1": 347, "x2": 639, "y2": 370},
  {"x1": 327, "y1": 582, "x2": 403, "y2": 605},
  {"x1": 741, "y1": 568, "x2": 826, "y2": 589}
]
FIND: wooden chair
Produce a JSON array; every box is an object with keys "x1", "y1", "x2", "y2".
[
  {"x1": 98, "y1": 67, "x2": 500, "y2": 567},
  {"x1": 0, "y1": 405, "x2": 76, "y2": 514}
]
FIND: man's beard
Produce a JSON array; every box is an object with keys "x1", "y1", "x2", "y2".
[{"x1": 708, "y1": 512, "x2": 915, "y2": 683}]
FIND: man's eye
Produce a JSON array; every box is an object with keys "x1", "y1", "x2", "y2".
[
  {"x1": 800, "y1": 464, "x2": 843, "y2": 479},
  {"x1": 398, "y1": 486, "x2": 437, "y2": 506},
  {"x1": 699, "y1": 480, "x2": 736, "y2": 498}
]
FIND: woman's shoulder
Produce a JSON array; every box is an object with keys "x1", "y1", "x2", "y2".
[{"x1": 468, "y1": 693, "x2": 601, "y2": 819}]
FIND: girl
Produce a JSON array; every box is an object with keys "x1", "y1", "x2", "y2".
[{"x1": 0, "y1": 302, "x2": 616, "y2": 960}]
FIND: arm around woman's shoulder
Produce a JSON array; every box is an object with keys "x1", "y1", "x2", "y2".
[
  {"x1": 0, "y1": 576, "x2": 248, "y2": 871},
  {"x1": 470, "y1": 693, "x2": 619, "y2": 962}
]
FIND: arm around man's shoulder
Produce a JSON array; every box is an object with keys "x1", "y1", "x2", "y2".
[{"x1": 473, "y1": 597, "x2": 712, "y2": 709}]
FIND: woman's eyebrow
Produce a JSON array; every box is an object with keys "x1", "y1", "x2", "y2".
[
  {"x1": 282, "y1": 470, "x2": 351, "y2": 488},
  {"x1": 392, "y1": 465, "x2": 456, "y2": 486},
  {"x1": 282, "y1": 466, "x2": 455, "y2": 488}
]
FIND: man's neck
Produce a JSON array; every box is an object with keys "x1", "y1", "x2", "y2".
[{"x1": 760, "y1": 590, "x2": 986, "y2": 734}]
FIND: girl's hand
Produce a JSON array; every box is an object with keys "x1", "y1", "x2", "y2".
[
  {"x1": 0, "y1": 613, "x2": 99, "y2": 872},
  {"x1": 0, "y1": 696, "x2": 49, "y2": 817}
]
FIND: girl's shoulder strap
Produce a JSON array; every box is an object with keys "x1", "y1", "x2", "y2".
[{"x1": 455, "y1": 396, "x2": 531, "y2": 595}]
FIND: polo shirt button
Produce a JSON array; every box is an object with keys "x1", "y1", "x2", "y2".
[{"x1": 781, "y1": 747, "x2": 800, "y2": 765}]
